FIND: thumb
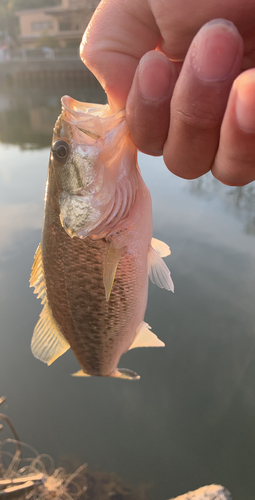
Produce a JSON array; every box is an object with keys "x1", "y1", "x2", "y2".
[{"x1": 80, "y1": 0, "x2": 159, "y2": 111}]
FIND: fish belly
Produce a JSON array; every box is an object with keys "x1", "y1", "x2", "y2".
[{"x1": 42, "y1": 204, "x2": 148, "y2": 377}]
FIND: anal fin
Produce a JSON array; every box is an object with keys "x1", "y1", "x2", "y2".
[
  {"x1": 103, "y1": 244, "x2": 122, "y2": 301},
  {"x1": 129, "y1": 321, "x2": 165, "y2": 350}
]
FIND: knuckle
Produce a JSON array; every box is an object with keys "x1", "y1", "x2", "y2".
[
  {"x1": 80, "y1": 39, "x2": 98, "y2": 70},
  {"x1": 127, "y1": 105, "x2": 168, "y2": 154},
  {"x1": 213, "y1": 150, "x2": 255, "y2": 186},
  {"x1": 131, "y1": 126, "x2": 165, "y2": 155},
  {"x1": 212, "y1": 170, "x2": 249, "y2": 187},
  {"x1": 220, "y1": 142, "x2": 255, "y2": 165},
  {"x1": 175, "y1": 104, "x2": 221, "y2": 131}
]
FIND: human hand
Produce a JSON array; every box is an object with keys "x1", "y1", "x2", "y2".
[{"x1": 81, "y1": 0, "x2": 255, "y2": 186}]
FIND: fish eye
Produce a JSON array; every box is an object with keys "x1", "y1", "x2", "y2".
[{"x1": 52, "y1": 139, "x2": 70, "y2": 164}]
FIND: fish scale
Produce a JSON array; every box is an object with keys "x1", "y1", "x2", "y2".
[
  {"x1": 62, "y1": 245, "x2": 140, "y2": 375},
  {"x1": 44, "y1": 197, "x2": 141, "y2": 376}
]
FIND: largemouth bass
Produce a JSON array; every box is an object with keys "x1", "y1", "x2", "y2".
[{"x1": 30, "y1": 96, "x2": 174, "y2": 380}]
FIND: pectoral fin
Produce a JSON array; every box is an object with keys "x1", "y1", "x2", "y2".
[
  {"x1": 129, "y1": 321, "x2": 165, "y2": 349},
  {"x1": 148, "y1": 245, "x2": 174, "y2": 292},
  {"x1": 151, "y1": 237, "x2": 171, "y2": 257},
  {"x1": 30, "y1": 243, "x2": 70, "y2": 365},
  {"x1": 103, "y1": 244, "x2": 122, "y2": 301}
]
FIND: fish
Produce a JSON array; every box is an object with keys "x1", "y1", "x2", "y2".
[{"x1": 30, "y1": 96, "x2": 174, "y2": 380}]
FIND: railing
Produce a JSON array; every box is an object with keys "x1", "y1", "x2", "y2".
[{"x1": 0, "y1": 47, "x2": 80, "y2": 63}]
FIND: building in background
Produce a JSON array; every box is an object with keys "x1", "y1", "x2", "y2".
[{"x1": 15, "y1": 0, "x2": 100, "y2": 49}]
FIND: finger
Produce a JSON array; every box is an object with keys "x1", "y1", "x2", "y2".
[
  {"x1": 150, "y1": 0, "x2": 255, "y2": 63},
  {"x1": 163, "y1": 19, "x2": 244, "y2": 180},
  {"x1": 80, "y1": 0, "x2": 159, "y2": 110},
  {"x1": 212, "y1": 69, "x2": 255, "y2": 185},
  {"x1": 81, "y1": 0, "x2": 255, "y2": 114},
  {"x1": 126, "y1": 51, "x2": 179, "y2": 156}
]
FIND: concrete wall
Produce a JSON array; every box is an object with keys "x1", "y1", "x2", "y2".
[{"x1": 0, "y1": 58, "x2": 98, "y2": 89}]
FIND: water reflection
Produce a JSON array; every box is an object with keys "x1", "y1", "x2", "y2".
[
  {"x1": 0, "y1": 397, "x2": 147, "y2": 499},
  {"x1": 0, "y1": 81, "x2": 255, "y2": 500},
  {"x1": 0, "y1": 84, "x2": 106, "y2": 148},
  {"x1": 190, "y1": 175, "x2": 255, "y2": 236},
  {"x1": 0, "y1": 146, "x2": 47, "y2": 264}
]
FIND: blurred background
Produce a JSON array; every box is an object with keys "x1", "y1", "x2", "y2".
[{"x1": 0, "y1": 1, "x2": 255, "y2": 499}]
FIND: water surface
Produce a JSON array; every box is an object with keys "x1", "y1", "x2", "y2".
[{"x1": 0, "y1": 83, "x2": 255, "y2": 500}]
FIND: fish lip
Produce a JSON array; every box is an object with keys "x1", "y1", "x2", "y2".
[{"x1": 61, "y1": 95, "x2": 125, "y2": 121}]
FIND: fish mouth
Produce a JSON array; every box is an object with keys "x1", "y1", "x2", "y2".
[
  {"x1": 62, "y1": 95, "x2": 112, "y2": 118},
  {"x1": 61, "y1": 95, "x2": 126, "y2": 142}
]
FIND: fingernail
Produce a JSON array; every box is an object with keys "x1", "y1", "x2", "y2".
[
  {"x1": 138, "y1": 52, "x2": 172, "y2": 101},
  {"x1": 191, "y1": 19, "x2": 240, "y2": 82},
  {"x1": 235, "y1": 71, "x2": 255, "y2": 133}
]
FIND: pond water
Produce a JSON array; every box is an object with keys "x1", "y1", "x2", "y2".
[{"x1": 0, "y1": 80, "x2": 255, "y2": 500}]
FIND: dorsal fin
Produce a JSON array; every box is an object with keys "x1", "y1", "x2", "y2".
[
  {"x1": 30, "y1": 244, "x2": 47, "y2": 303},
  {"x1": 30, "y1": 244, "x2": 70, "y2": 365}
]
